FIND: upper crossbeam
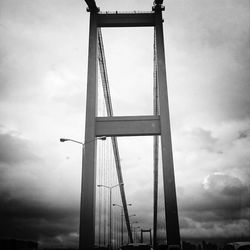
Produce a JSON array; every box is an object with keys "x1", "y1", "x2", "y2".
[{"x1": 97, "y1": 12, "x2": 155, "y2": 27}]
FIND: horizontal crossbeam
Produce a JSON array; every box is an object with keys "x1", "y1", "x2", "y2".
[
  {"x1": 96, "y1": 115, "x2": 161, "y2": 137},
  {"x1": 97, "y1": 13, "x2": 155, "y2": 27}
]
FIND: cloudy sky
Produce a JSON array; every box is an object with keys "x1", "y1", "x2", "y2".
[{"x1": 0, "y1": 0, "x2": 249, "y2": 248}]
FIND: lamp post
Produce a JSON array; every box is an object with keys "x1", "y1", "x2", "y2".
[
  {"x1": 60, "y1": 135, "x2": 106, "y2": 249},
  {"x1": 97, "y1": 183, "x2": 124, "y2": 249},
  {"x1": 113, "y1": 203, "x2": 132, "y2": 246}
]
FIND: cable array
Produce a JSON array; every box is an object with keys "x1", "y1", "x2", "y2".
[
  {"x1": 95, "y1": 136, "x2": 123, "y2": 248},
  {"x1": 94, "y1": 32, "x2": 123, "y2": 249}
]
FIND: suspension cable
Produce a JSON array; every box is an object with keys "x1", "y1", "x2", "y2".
[{"x1": 97, "y1": 28, "x2": 133, "y2": 243}]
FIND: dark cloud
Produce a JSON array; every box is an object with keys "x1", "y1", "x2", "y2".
[
  {"x1": 147, "y1": 172, "x2": 250, "y2": 239},
  {"x1": 179, "y1": 217, "x2": 195, "y2": 230},
  {"x1": 0, "y1": 128, "x2": 80, "y2": 247},
  {"x1": 175, "y1": 173, "x2": 250, "y2": 238},
  {"x1": 204, "y1": 174, "x2": 248, "y2": 196},
  {"x1": 0, "y1": 191, "x2": 79, "y2": 248}
]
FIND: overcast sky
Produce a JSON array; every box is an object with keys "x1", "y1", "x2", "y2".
[{"x1": 0, "y1": 0, "x2": 249, "y2": 248}]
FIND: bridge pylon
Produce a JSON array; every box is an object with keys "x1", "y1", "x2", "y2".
[{"x1": 80, "y1": 1, "x2": 181, "y2": 249}]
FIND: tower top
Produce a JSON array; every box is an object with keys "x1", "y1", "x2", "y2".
[
  {"x1": 84, "y1": 0, "x2": 165, "y2": 13},
  {"x1": 84, "y1": 0, "x2": 100, "y2": 12}
]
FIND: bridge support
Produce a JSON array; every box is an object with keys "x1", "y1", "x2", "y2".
[
  {"x1": 79, "y1": 12, "x2": 98, "y2": 250},
  {"x1": 154, "y1": 5, "x2": 181, "y2": 248},
  {"x1": 80, "y1": 1, "x2": 180, "y2": 249},
  {"x1": 141, "y1": 229, "x2": 152, "y2": 245}
]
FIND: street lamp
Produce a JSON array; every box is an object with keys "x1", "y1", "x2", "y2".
[
  {"x1": 60, "y1": 136, "x2": 106, "y2": 145},
  {"x1": 113, "y1": 203, "x2": 132, "y2": 246},
  {"x1": 60, "y1": 135, "x2": 106, "y2": 249},
  {"x1": 97, "y1": 183, "x2": 124, "y2": 249}
]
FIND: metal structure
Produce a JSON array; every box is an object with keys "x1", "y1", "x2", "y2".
[
  {"x1": 141, "y1": 229, "x2": 152, "y2": 245},
  {"x1": 80, "y1": 0, "x2": 180, "y2": 249},
  {"x1": 97, "y1": 184, "x2": 122, "y2": 248},
  {"x1": 97, "y1": 28, "x2": 133, "y2": 245},
  {"x1": 113, "y1": 203, "x2": 132, "y2": 246}
]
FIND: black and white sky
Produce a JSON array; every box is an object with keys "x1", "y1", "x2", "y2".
[{"x1": 0, "y1": 0, "x2": 250, "y2": 248}]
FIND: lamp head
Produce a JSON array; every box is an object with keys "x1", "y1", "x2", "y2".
[{"x1": 99, "y1": 136, "x2": 107, "y2": 141}]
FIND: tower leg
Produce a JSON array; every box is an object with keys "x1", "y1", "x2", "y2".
[
  {"x1": 155, "y1": 7, "x2": 181, "y2": 248},
  {"x1": 79, "y1": 12, "x2": 98, "y2": 250}
]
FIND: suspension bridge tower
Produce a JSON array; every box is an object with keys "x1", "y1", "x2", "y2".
[{"x1": 80, "y1": 0, "x2": 181, "y2": 249}]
